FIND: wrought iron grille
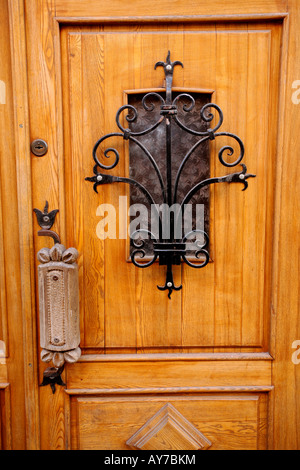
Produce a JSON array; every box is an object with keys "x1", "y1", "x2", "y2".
[
  {"x1": 86, "y1": 52, "x2": 256, "y2": 298},
  {"x1": 127, "y1": 91, "x2": 211, "y2": 259}
]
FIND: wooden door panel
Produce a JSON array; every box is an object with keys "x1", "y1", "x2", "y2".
[
  {"x1": 18, "y1": 0, "x2": 296, "y2": 450},
  {"x1": 62, "y1": 24, "x2": 280, "y2": 353},
  {"x1": 68, "y1": 394, "x2": 267, "y2": 450},
  {"x1": 66, "y1": 356, "x2": 272, "y2": 389},
  {"x1": 64, "y1": 353, "x2": 271, "y2": 450},
  {"x1": 54, "y1": 0, "x2": 287, "y2": 17}
]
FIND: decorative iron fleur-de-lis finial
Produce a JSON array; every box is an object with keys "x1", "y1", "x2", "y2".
[
  {"x1": 33, "y1": 201, "x2": 61, "y2": 244},
  {"x1": 154, "y1": 50, "x2": 184, "y2": 73},
  {"x1": 33, "y1": 200, "x2": 59, "y2": 230},
  {"x1": 155, "y1": 51, "x2": 183, "y2": 104}
]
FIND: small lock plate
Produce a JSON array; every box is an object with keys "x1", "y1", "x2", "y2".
[{"x1": 30, "y1": 139, "x2": 48, "y2": 156}]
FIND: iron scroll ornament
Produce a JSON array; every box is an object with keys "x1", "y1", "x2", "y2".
[{"x1": 86, "y1": 52, "x2": 256, "y2": 298}]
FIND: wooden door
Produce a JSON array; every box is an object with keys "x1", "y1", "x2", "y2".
[{"x1": 1, "y1": 0, "x2": 300, "y2": 450}]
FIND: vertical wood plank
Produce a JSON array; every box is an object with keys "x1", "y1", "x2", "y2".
[
  {"x1": 135, "y1": 32, "x2": 183, "y2": 352},
  {"x1": 181, "y1": 27, "x2": 217, "y2": 351},
  {"x1": 0, "y1": 73, "x2": 8, "y2": 356},
  {"x1": 24, "y1": 0, "x2": 65, "y2": 449},
  {"x1": 213, "y1": 28, "x2": 249, "y2": 348},
  {"x1": 103, "y1": 33, "x2": 137, "y2": 350},
  {"x1": 261, "y1": 23, "x2": 281, "y2": 353},
  {"x1": 68, "y1": 32, "x2": 84, "y2": 341},
  {"x1": 8, "y1": 0, "x2": 40, "y2": 449},
  {"x1": 272, "y1": 3, "x2": 300, "y2": 449},
  {"x1": 242, "y1": 30, "x2": 272, "y2": 348},
  {"x1": 81, "y1": 33, "x2": 106, "y2": 348},
  {"x1": 68, "y1": 33, "x2": 106, "y2": 349},
  {"x1": 0, "y1": 0, "x2": 26, "y2": 449}
]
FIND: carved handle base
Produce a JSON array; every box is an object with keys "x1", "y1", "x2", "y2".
[{"x1": 41, "y1": 347, "x2": 81, "y2": 368}]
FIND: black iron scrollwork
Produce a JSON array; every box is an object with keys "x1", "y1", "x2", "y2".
[{"x1": 86, "y1": 51, "x2": 256, "y2": 298}]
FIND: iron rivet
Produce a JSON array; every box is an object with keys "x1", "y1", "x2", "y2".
[
  {"x1": 166, "y1": 65, "x2": 172, "y2": 71},
  {"x1": 53, "y1": 275, "x2": 59, "y2": 281},
  {"x1": 167, "y1": 282, "x2": 172, "y2": 288},
  {"x1": 239, "y1": 174, "x2": 245, "y2": 180},
  {"x1": 43, "y1": 216, "x2": 50, "y2": 222},
  {"x1": 53, "y1": 338, "x2": 60, "y2": 343},
  {"x1": 96, "y1": 175, "x2": 103, "y2": 182}
]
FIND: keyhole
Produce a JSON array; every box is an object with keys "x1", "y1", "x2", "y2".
[{"x1": 30, "y1": 139, "x2": 48, "y2": 156}]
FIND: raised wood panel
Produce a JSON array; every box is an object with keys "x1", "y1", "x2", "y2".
[
  {"x1": 54, "y1": 0, "x2": 287, "y2": 18},
  {"x1": 62, "y1": 24, "x2": 280, "y2": 353},
  {"x1": 66, "y1": 355, "x2": 272, "y2": 390},
  {"x1": 67, "y1": 393, "x2": 268, "y2": 450}
]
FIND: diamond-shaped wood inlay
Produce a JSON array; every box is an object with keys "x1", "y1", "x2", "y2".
[{"x1": 126, "y1": 403, "x2": 212, "y2": 450}]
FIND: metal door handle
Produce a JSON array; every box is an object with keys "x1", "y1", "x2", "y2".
[
  {"x1": 37, "y1": 243, "x2": 81, "y2": 368},
  {"x1": 34, "y1": 202, "x2": 81, "y2": 393}
]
